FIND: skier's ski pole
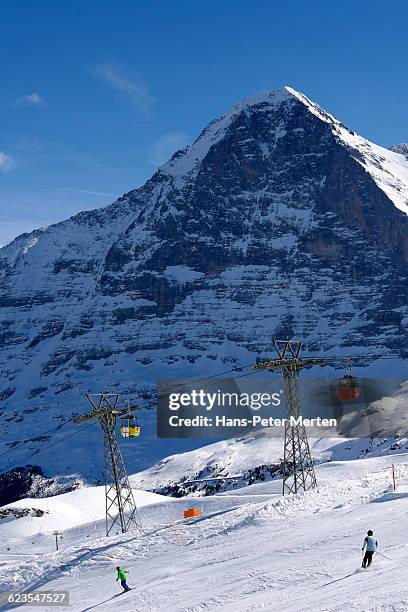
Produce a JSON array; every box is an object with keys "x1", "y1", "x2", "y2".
[{"x1": 376, "y1": 551, "x2": 391, "y2": 560}]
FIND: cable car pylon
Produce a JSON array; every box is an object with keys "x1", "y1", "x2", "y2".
[
  {"x1": 253, "y1": 339, "x2": 329, "y2": 495},
  {"x1": 74, "y1": 392, "x2": 142, "y2": 536}
]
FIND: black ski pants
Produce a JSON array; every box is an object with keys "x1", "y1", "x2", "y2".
[{"x1": 362, "y1": 551, "x2": 374, "y2": 568}]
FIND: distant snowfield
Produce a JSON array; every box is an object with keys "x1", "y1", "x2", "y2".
[
  {"x1": 1, "y1": 454, "x2": 408, "y2": 611},
  {"x1": 130, "y1": 431, "x2": 408, "y2": 493},
  {"x1": 0, "y1": 488, "x2": 167, "y2": 538}
]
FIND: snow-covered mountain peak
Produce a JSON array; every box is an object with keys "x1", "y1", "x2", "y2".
[
  {"x1": 282, "y1": 86, "x2": 341, "y2": 125},
  {"x1": 160, "y1": 85, "x2": 408, "y2": 215},
  {"x1": 160, "y1": 85, "x2": 304, "y2": 180}
]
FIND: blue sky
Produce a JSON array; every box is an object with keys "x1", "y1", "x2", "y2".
[{"x1": 0, "y1": 0, "x2": 407, "y2": 246}]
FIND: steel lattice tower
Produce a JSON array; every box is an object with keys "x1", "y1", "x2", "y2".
[
  {"x1": 74, "y1": 393, "x2": 142, "y2": 536},
  {"x1": 253, "y1": 340, "x2": 328, "y2": 495}
]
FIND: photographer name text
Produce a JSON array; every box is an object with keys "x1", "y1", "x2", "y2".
[{"x1": 168, "y1": 415, "x2": 337, "y2": 428}]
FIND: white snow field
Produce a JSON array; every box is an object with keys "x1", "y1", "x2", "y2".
[
  {"x1": 130, "y1": 433, "x2": 408, "y2": 493},
  {"x1": 0, "y1": 489, "x2": 167, "y2": 538},
  {"x1": 1, "y1": 454, "x2": 408, "y2": 611}
]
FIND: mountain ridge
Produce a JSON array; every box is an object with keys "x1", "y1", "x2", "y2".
[{"x1": 2, "y1": 85, "x2": 408, "y2": 260}]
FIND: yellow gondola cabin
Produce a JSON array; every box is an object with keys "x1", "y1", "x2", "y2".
[{"x1": 120, "y1": 414, "x2": 141, "y2": 438}]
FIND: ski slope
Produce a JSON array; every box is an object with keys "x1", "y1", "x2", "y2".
[
  {"x1": 1, "y1": 454, "x2": 408, "y2": 611},
  {"x1": 130, "y1": 432, "x2": 408, "y2": 494}
]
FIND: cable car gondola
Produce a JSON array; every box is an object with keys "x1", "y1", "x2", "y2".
[
  {"x1": 120, "y1": 414, "x2": 141, "y2": 438},
  {"x1": 338, "y1": 357, "x2": 360, "y2": 401}
]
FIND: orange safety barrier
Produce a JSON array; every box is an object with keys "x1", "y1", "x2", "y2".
[{"x1": 184, "y1": 507, "x2": 201, "y2": 519}]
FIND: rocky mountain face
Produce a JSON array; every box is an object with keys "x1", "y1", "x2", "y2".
[
  {"x1": 1, "y1": 86, "x2": 408, "y2": 493},
  {"x1": 390, "y1": 143, "x2": 408, "y2": 158}
]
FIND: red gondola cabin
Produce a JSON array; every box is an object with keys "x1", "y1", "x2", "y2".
[{"x1": 338, "y1": 374, "x2": 360, "y2": 401}]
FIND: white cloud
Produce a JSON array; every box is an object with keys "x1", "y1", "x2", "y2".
[
  {"x1": 14, "y1": 92, "x2": 46, "y2": 107},
  {"x1": 149, "y1": 132, "x2": 191, "y2": 167},
  {"x1": 91, "y1": 62, "x2": 154, "y2": 112},
  {"x1": 61, "y1": 187, "x2": 116, "y2": 198},
  {"x1": 0, "y1": 152, "x2": 16, "y2": 173}
]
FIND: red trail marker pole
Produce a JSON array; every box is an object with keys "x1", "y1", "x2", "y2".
[{"x1": 391, "y1": 464, "x2": 396, "y2": 491}]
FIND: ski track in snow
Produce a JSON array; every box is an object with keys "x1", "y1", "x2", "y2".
[{"x1": 1, "y1": 455, "x2": 408, "y2": 611}]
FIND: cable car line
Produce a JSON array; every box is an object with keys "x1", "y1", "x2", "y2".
[
  {"x1": 0, "y1": 350, "x2": 406, "y2": 471},
  {"x1": 0, "y1": 422, "x2": 94, "y2": 477},
  {"x1": 0, "y1": 362, "x2": 256, "y2": 461},
  {"x1": 0, "y1": 363, "x2": 260, "y2": 470},
  {"x1": 0, "y1": 420, "x2": 73, "y2": 460}
]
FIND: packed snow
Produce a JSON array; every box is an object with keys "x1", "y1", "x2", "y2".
[
  {"x1": 0, "y1": 488, "x2": 167, "y2": 538},
  {"x1": 130, "y1": 427, "x2": 408, "y2": 495},
  {"x1": 1, "y1": 453, "x2": 408, "y2": 610}
]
